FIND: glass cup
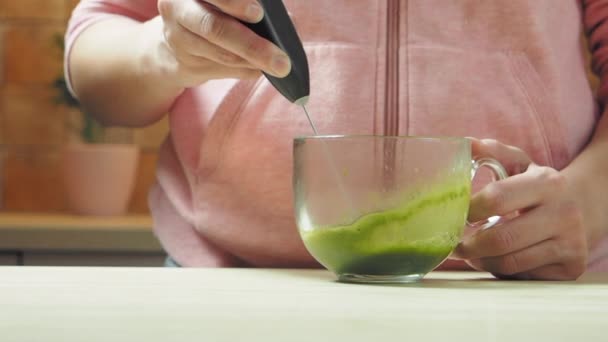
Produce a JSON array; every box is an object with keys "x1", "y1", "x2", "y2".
[{"x1": 293, "y1": 136, "x2": 507, "y2": 283}]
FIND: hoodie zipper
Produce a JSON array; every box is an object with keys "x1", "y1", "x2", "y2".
[
  {"x1": 382, "y1": 0, "x2": 401, "y2": 190},
  {"x1": 384, "y1": 0, "x2": 400, "y2": 136}
]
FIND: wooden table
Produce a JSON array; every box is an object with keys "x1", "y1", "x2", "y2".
[{"x1": 0, "y1": 267, "x2": 606, "y2": 342}]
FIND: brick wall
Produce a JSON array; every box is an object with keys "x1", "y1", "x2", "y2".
[{"x1": 0, "y1": 0, "x2": 168, "y2": 213}]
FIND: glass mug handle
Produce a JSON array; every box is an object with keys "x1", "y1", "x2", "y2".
[{"x1": 466, "y1": 158, "x2": 509, "y2": 229}]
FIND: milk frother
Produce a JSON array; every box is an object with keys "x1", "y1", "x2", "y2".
[{"x1": 243, "y1": 0, "x2": 318, "y2": 132}]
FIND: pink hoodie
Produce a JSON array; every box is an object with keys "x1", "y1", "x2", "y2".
[{"x1": 66, "y1": 0, "x2": 608, "y2": 270}]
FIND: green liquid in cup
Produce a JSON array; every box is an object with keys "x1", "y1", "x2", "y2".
[{"x1": 301, "y1": 181, "x2": 471, "y2": 276}]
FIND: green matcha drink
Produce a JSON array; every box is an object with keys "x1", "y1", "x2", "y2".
[{"x1": 301, "y1": 181, "x2": 471, "y2": 276}]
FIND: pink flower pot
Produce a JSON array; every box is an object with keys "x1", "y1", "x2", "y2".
[{"x1": 63, "y1": 144, "x2": 139, "y2": 216}]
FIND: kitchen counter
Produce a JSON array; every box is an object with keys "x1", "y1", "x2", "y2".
[
  {"x1": 0, "y1": 267, "x2": 606, "y2": 341},
  {"x1": 0, "y1": 213, "x2": 164, "y2": 266}
]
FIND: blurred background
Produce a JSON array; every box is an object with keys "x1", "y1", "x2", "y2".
[{"x1": 0, "y1": 0, "x2": 169, "y2": 267}]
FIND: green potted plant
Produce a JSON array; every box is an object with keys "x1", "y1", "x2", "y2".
[{"x1": 54, "y1": 35, "x2": 139, "y2": 216}]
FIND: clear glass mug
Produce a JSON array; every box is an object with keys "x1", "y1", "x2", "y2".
[{"x1": 293, "y1": 136, "x2": 507, "y2": 283}]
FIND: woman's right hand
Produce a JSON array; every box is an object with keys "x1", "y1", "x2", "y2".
[{"x1": 155, "y1": 0, "x2": 292, "y2": 88}]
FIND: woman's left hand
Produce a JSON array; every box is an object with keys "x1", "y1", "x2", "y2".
[{"x1": 452, "y1": 139, "x2": 588, "y2": 280}]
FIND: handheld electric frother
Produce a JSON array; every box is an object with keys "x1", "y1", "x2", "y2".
[
  {"x1": 243, "y1": 0, "x2": 318, "y2": 133},
  {"x1": 243, "y1": 1, "x2": 356, "y2": 215}
]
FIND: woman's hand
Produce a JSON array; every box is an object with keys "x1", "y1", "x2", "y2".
[
  {"x1": 452, "y1": 139, "x2": 588, "y2": 280},
  {"x1": 156, "y1": 0, "x2": 291, "y2": 87}
]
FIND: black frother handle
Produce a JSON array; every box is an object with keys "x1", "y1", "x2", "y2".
[{"x1": 243, "y1": 0, "x2": 310, "y2": 105}]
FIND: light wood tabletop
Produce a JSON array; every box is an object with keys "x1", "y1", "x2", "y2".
[{"x1": 0, "y1": 267, "x2": 606, "y2": 342}]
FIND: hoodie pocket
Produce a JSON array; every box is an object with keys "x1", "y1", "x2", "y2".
[
  {"x1": 196, "y1": 44, "x2": 380, "y2": 182},
  {"x1": 189, "y1": 45, "x2": 380, "y2": 266},
  {"x1": 506, "y1": 52, "x2": 568, "y2": 167},
  {"x1": 406, "y1": 46, "x2": 567, "y2": 167}
]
